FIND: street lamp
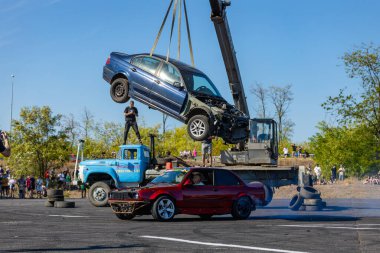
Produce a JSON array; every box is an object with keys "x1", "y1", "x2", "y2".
[{"x1": 10, "y1": 74, "x2": 15, "y2": 134}]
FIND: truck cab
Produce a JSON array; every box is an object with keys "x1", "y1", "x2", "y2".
[{"x1": 79, "y1": 144, "x2": 151, "y2": 207}]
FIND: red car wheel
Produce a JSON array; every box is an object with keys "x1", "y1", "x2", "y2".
[
  {"x1": 152, "y1": 196, "x2": 176, "y2": 221},
  {"x1": 231, "y1": 196, "x2": 252, "y2": 220}
]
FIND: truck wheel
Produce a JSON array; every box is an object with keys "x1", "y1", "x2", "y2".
[
  {"x1": 88, "y1": 182, "x2": 111, "y2": 207},
  {"x1": 110, "y1": 78, "x2": 129, "y2": 103},
  {"x1": 231, "y1": 196, "x2": 252, "y2": 220},
  {"x1": 299, "y1": 186, "x2": 321, "y2": 199},
  {"x1": 289, "y1": 194, "x2": 304, "y2": 211},
  {"x1": 187, "y1": 115, "x2": 210, "y2": 141},
  {"x1": 115, "y1": 213, "x2": 135, "y2": 220},
  {"x1": 151, "y1": 196, "x2": 176, "y2": 221}
]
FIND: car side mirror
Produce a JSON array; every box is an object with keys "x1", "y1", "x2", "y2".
[{"x1": 173, "y1": 82, "x2": 183, "y2": 89}]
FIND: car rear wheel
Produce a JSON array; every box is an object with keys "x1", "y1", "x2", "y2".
[
  {"x1": 110, "y1": 78, "x2": 130, "y2": 103},
  {"x1": 152, "y1": 196, "x2": 176, "y2": 221},
  {"x1": 115, "y1": 213, "x2": 135, "y2": 220},
  {"x1": 187, "y1": 115, "x2": 210, "y2": 141},
  {"x1": 231, "y1": 196, "x2": 252, "y2": 220},
  {"x1": 88, "y1": 182, "x2": 110, "y2": 207}
]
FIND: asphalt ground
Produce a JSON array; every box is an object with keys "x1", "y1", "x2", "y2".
[{"x1": 0, "y1": 198, "x2": 379, "y2": 253}]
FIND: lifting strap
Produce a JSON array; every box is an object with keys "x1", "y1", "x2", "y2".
[
  {"x1": 150, "y1": 0, "x2": 195, "y2": 67},
  {"x1": 150, "y1": 0, "x2": 174, "y2": 57}
]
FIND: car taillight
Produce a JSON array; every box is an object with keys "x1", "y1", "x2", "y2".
[{"x1": 106, "y1": 57, "x2": 110, "y2": 65}]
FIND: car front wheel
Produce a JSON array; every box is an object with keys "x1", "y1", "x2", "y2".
[
  {"x1": 187, "y1": 115, "x2": 210, "y2": 141},
  {"x1": 152, "y1": 196, "x2": 176, "y2": 221},
  {"x1": 110, "y1": 78, "x2": 130, "y2": 103}
]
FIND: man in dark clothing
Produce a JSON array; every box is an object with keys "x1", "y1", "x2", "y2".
[
  {"x1": 202, "y1": 136, "x2": 214, "y2": 167},
  {"x1": 123, "y1": 101, "x2": 142, "y2": 145},
  {"x1": 0, "y1": 131, "x2": 11, "y2": 157},
  {"x1": 331, "y1": 165, "x2": 337, "y2": 183}
]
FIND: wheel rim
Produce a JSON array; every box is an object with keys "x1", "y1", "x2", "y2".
[
  {"x1": 189, "y1": 119, "x2": 206, "y2": 137},
  {"x1": 157, "y1": 198, "x2": 175, "y2": 219},
  {"x1": 115, "y1": 83, "x2": 125, "y2": 98},
  {"x1": 93, "y1": 187, "x2": 107, "y2": 202},
  {"x1": 237, "y1": 198, "x2": 251, "y2": 217}
]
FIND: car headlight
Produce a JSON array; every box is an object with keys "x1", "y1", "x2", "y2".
[{"x1": 131, "y1": 192, "x2": 139, "y2": 199}]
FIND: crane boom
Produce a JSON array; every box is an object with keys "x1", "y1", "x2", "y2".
[{"x1": 209, "y1": 0, "x2": 250, "y2": 117}]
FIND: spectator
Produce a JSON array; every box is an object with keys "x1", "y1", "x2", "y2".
[
  {"x1": 58, "y1": 172, "x2": 65, "y2": 189},
  {"x1": 44, "y1": 170, "x2": 50, "y2": 188},
  {"x1": 331, "y1": 165, "x2": 337, "y2": 183},
  {"x1": 80, "y1": 181, "x2": 87, "y2": 198},
  {"x1": 30, "y1": 175, "x2": 36, "y2": 198},
  {"x1": 18, "y1": 175, "x2": 26, "y2": 199},
  {"x1": 202, "y1": 136, "x2": 214, "y2": 167},
  {"x1": 2, "y1": 174, "x2": 9, "y2": 198},
  {"x1": 291, "y1": 144, "x2": 297, "y2": 157},
  {"x1": 26, "y1": 176, "x2": 32, "y2": 198},
  {"x1": 192, "y1": 148, "x2": 197, "y2": 160},
  {"x1": 0, "y1": 131, "x2": 11, "y2": 157},
  {"x1": 36, "y1": 176, "x2": 43, "y2": 198},
  {"x1": 338, "y1": 165, "x2": 346, "y2": 181},
  {"x1": 314, "y1": 164, "x2": 322, "y2": 185},
  {"x1": 0, "y1": 174, "x2": 3, "y2": 199},
  {"x1": 299, "y1": 146, "x2": 303, "y2": 157},
  {"x1": 283, "y1": 147, "x2": 289, "y2": 158},
  {"x1": 9, "y1": 177, "x2": 16, "y2": 198},
  {"x1": 65, "y1": 173, "x2": 71, "y2": 190}
]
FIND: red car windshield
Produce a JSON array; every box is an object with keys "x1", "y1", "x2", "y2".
[{"x1": 150, "y1": 171, "x2": 187, "y2": 185}]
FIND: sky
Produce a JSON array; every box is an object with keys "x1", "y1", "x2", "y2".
[{"x1": 1, "y1": 0, "x2": 380, "y2": 142}]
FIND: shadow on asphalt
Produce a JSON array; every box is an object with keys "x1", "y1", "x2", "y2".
[{"x1": 1, "y1": 244, "x2": 145, "y2": 253}]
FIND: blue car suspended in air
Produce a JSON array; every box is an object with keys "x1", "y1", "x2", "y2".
[{"x1": 103, "y1": 53, "x2": 249, "y2": 144}]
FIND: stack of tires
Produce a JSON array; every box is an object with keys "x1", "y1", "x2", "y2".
[
  {"x1": 289, "y1": 186, "x2": 326, "y2": 211},
  {"x1": 44, "y1": 189, "x2": 75, "y2": 208}
]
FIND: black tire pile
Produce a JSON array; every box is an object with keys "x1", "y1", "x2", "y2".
[
  {"x1": 289, "y1": 186, "x2": 326, "y2": 211},
  {"x1": 45, "y1": 189, "x2": 75, "y2": 208}
]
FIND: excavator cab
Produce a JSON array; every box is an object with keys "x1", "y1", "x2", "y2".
[{"x1": 221, "y1": 118, "x2": 278, "y2": 165}]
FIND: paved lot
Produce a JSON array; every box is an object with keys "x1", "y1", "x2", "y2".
[{"x1": 0, "y1": 198, "x2": 379, "y2": 253}]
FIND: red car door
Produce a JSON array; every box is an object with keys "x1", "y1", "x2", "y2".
[
  {"x1": 181, "y1": 170, "x2": 218, "y2": 210},
  {"x1": 212, "y1": 170, "x2": 244, "y2": 209}
]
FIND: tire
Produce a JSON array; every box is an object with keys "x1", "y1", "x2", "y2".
[
  {"x1": 304, "y1": 198, "x2": 323, "y2": 206},
  {"x1": 199, "y1": 215, "x2": 213, "y2": 220},
  {"x1": 54, "y1": 201, "x2": 75, "y2": 208},
  {"x1": 47, "y1": 189, "x2": 63, "y2": 197},
  {"x1": 110, "y1": 78, "x2": 130, "y2": 103},
  {"x1": 231, "y1": 196, "x2": 252, "y2": 220},
  {"x1": 44, "y1": 200, "x2": 55, "y2": 207},
  {"x1": 48, "y1": 196, "x2": 64, "y2": 202},
  {"x1": 299, "y1": 186, "x2": 321, "y2": 199},
  {"x1": 115, "y1": 213, "x2": 135, "y2": 220},
  {"x1": 298, "y1": 205, "x2": 306, "y2": 211},
  {"x1": 151, "y1": 196, "x2": 176, "y2": 221},
  {"x1": 88, "y1": 182, "x2": 111, "y2": 207},
  {"x1": 289, "y1": 194, "x2": 304, "y2": 211},
  {"x1": 187, "y1": 115, "x2": 210, "y2": 141},
  {"x1": 306, "y1": 205, "x2": 323, "y2": 211},
  {"x1": 249, "y1": 182, "x2": 273, "y2": 207}
]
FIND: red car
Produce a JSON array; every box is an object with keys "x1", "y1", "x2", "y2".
[{"x1": 108, "y1": 168, "x2": 266, "y2": 221}]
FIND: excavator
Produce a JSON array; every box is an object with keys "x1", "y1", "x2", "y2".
[{"x1": 209, "y1": 0, "x2": 278, "y2": 166}]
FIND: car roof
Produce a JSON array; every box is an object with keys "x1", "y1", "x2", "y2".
[{"x1": 131, "y1": 53, "x2": 204, "y2": 74}]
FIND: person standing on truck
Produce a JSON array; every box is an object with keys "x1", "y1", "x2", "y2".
[{"x1": 123, "y1": 100, "x2": 143, "y2": 145}]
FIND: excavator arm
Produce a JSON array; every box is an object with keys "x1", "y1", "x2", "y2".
[{"x1": 209, "y1": 0, "x2": 250, "y2": 117}]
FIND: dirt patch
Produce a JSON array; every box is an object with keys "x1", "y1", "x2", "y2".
[{"x1": 274, "y1": 178, "x2": 380, "y2": 199}]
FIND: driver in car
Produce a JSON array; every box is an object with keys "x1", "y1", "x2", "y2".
[{"x1": 191, "y1": 172, "x2": 204, "y2": 186}]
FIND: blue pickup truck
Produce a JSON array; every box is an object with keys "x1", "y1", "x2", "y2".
[{"x1": 78, "y1": 144, "x2": 153, "y2": 207}]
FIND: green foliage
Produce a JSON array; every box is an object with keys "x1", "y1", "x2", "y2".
[
  {"x1": 6, "y1": 106, "x2": 70, "y2": 177},
  {"x1": 309, "y1": 122, "x2": 378, "y2": 177}
]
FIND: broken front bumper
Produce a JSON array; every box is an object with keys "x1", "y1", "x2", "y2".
[{"x1": 109, "y1": 200, "x2": 150, "y2": 215}]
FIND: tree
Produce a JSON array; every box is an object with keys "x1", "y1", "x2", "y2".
[
  {"x1": 6, "y1": 106, "x2": 70, "y2": 177},
  {"x1": 81, "y1": 107, "x2": 94, "y2": 140},
  {"x1": 269, "y1": 85, "x2": 294, "y2": 142},
  {"x1": 250, "y1": 83, "x2": 268, "y2": 118},
  {"x1": 63, "y1": 113, "x2": 79, "y2": 149},
  {"x1": 322, "y1": 44, "x2": 380, "y2": 160}
]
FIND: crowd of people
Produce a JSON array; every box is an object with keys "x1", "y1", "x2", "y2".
[
  {"x1": 283, "y1": 144, "x2": 311, "y2": 158},
  {"x1": 304, "y1": 164, "x2": 347, "y2": 185}
]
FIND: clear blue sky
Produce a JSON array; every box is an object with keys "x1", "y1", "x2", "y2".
[{"x1": 1, "y1": 0, "x2": 380, "y2": 142}]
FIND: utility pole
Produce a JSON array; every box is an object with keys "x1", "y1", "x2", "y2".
[{"x1": 10, "y1": 74, "x2": 15, "y2": 135}]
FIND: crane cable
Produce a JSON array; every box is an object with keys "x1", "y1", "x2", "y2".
[{"x1": 150, "y1": 0, "x2": 195, "y2": 67}]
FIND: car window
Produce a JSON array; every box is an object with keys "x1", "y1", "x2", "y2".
[
  {"x1": 158, "y1": 62, "x2": 182, "y2": 86},
  {"x1": 214, "y1": 170, "x2": 240, "y2": 186},
  {"x1": 124, "y1": 149, "x2": 137, "y2": 160},
  {"x1": 190, "y1": 170, "x2": 213, "y2": 186},
  {"x1": 181, "y1": 70, "x2": 222, "y2": 97},
  {"x1": 132, "y1": 56, "x2": 161, "y2": 75}
]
